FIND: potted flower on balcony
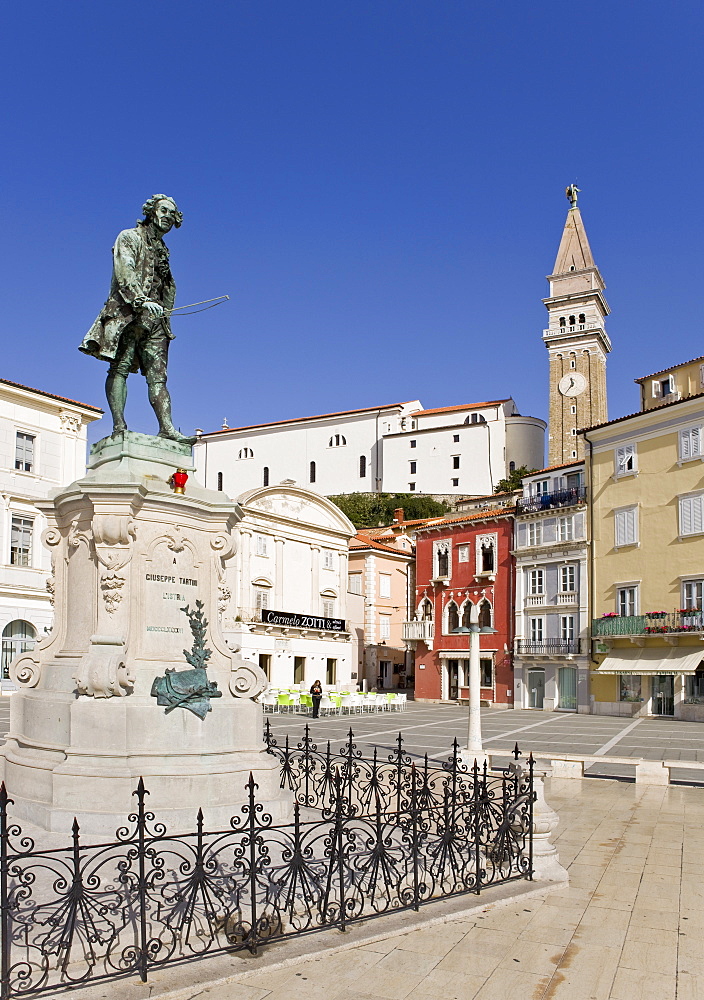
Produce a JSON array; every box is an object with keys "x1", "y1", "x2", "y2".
[
  {"x1": 645, "y1": 611, "x2": 668, "y2": 619},
  {"x1": 601, "y1": 612, "x2": 619, "y2": 618}
]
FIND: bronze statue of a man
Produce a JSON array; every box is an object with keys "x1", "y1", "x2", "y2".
[{"x1": 80, "y1": 195, "x2": 192, "y2": 443}]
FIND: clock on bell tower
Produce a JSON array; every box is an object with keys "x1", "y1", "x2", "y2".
[{"x1": 543, "y1": 186, "x2": 611, "y2": 466}]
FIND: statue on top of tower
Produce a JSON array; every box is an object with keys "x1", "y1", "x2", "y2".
[{"x1": 565, "y1": 183, "x2": 580, "y2": 209}]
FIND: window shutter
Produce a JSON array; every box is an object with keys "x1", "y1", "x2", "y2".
[
  {"x1": 680, "y1": 496, "x2": 703, "y2": 536},
  {"x1": 652, "y1": 380, "x2": 662, "y2": 397},
  {"x1": 681, "y1": 430, "x2": 691, "y2": 460},
  {"x1": 693, "y1": 496, "x2": 704, "y2": 535},
  {"x1": 692, "y1": 427, "x2": 701, "y2": 457}
]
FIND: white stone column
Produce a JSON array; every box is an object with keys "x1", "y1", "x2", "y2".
[
  {"x1": 274, "y1": 536, "x2": 285, "y2": 608},
  {"x1": 310, "y1": 545, "x2": 320, "y2": 612},
  {"x1": 239, "y1": 529, "x2": 252, "y2": 612}
]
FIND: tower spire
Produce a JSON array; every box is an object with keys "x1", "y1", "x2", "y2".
[{"x1": 542, "y1": 188, "x2": 611, "y2": 466}]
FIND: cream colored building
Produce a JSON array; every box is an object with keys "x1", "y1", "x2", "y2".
[
  {"x1": 348, "y1": 533, "x2": 414, "y2": 690},
  {"x1": 583, "y1": 361, "x2": 704, "y2": 720}
]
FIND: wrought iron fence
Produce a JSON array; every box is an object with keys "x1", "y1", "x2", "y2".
[{"x1": 0, "y1": 737, "x2": 533, "y2": 998}]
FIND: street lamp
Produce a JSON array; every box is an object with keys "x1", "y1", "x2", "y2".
[{"x1": 452, "y1": 605, "x2": 497, "y2": 767}]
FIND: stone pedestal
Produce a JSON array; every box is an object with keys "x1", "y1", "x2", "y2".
[{"x1": 1, "y1": 433, "x2": 287, "y2": 835}]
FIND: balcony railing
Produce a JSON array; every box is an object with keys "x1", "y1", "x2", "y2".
[
  {"x1": 593, "y1": 611, "x2": 704, "y2": 637},
  {"x1": 516, "y1": 486, "x2": 587, "y2": 515},
  {"x1": 526, "y1": 594, "x2": 545, "y2": 607},
  {"x1": 515, "y1": 639, "x2": 581, "y2": 655},
  {"x1": 402, "y1": 619, "x2": 435, "y2": 642}
]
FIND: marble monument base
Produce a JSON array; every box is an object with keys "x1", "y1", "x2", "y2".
[{"x1": 1, "y1": 432, "x2": 289, "y2": 835}]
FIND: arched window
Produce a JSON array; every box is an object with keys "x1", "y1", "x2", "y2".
[
  {"x1": 328, "y1": 434, "x2": 346, "y2": 447},
  {"x1": 478, "y1": 600, "x2": 492, "y2": 628},
  {"x1": 309, "y1": 461, "x2": 316, "y2": 484},
  {"x1": 238, "y1": 447, "x2": 254, "y2": 460},
  {"x1": 481, "y1": 540, "x2": 494, "y2": 572},
  {"x1": 509, "y1": 461, "x2": 516, "y2": 473},
  {"x1": 578, "y1": 313, "x2": 586, "y2": 324},
  {"x1": 461, "y1": 602, "x2": 472, "y2": 629},
  {"x1": 359, "y1": 455, "x2": 366, "y2": 478},
  {"x1": 420, "y1": 599, "x2": 433, "y2": 621},
  {"x1": 2, "y1": 620, "x2": 36, "y2": 679},
  {"x1": 262, "y1": 467, "x2": 269, "y2": 487},
  {"x1": 446, "y1": 602, "x2": 459, "y2": 634},
  {"x1": 217, "y1": 471, "x2": 223, "y2": 491},
  {"x1": 569, "y1": 315, "x2": 576, "y2": 326},
  {"x1": 559, "y1": 317, "x2": 566, "y2": 327}
]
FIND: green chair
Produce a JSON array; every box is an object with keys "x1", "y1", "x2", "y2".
[{"x1": 277, "y1": 692, "x2": 294, "y2": 713}]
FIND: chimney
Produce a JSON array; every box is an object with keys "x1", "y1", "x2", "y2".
[{"x1": 393, "y1": 508, "x2": 404, "y2": 524}]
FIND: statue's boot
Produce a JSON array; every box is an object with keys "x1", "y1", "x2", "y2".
[
  {"x1": 149, "y1": 380, "x2": 197, "y2": 446},
  {"x1": 106, "y1": 372, "x2": 128, "y2": 437}
]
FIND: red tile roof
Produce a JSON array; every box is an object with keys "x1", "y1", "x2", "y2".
[
  {"x1": 414, "y1": 400, "x2": 509, "y2": 416},
  {"x1": 349, "y1": 533, "x2": 412, "y2": 555},
  {"x1": 635, "y1": 356, "x2": 704, "y2": 382},
  {"x1": 527, "y1": 460, "x2": 584, "y2": 475},
  {"x1": 200, "y1": 401, "x2": 419, "y2": 437},
  {"x1": 415, "y1": 507, "x2": 515, "y2": 532},
  {"x1": 0, "y1": 378, "x2": 103, "y2": 413}
]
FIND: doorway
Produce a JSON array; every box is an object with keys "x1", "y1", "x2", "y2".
[
  {"x1": 652, "y1": 674, "x2": 674, "y2": 716},
  {"x1": 447, "y1": 659, "x2": 460, "y2": 700},
  {"x1": 527, "y1": 669, "x2": 545, "y2": 709},
  {"x1": 557, "y1": 667, "x2": 577, "y2": 711},
  {"x1": 294, "y1": 657, "x2": 305, "y2": 685}
]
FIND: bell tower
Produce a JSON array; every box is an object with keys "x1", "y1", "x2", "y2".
[{"x1": 544, "y1": 186, "x2": 611, "y2": 466}]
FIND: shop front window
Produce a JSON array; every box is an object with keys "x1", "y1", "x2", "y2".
[
  {"x1": 685, "y1": 671, "x2": 704, "y2": 704},
  {"x1": 619, "y1": 674, "x2": 642, "y2": 703}
]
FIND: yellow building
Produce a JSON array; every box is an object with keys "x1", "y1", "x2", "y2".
[{"x1": 582, "y1": 357, "x2": 704, "y2": 720}]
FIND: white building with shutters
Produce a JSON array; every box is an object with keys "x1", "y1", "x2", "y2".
[
  {"x1": 218, "y1": 482, "x2": 360, "y2": 690},
  {"x1": 0, "y1": 379, "x2": 102, "y2": 682}
]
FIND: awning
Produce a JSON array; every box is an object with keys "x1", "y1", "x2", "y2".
[{"x1": 597, "y1": 646, "x2": 704, "y2": 675}]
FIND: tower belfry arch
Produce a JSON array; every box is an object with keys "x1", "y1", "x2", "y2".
[{"x1": 543, "y1": 187, "x2": 611, "y2": 465}]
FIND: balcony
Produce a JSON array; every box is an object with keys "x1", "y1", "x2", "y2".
[
  {"x1": 526, "y1": 594, "x2": 545, "y2": 607},
  {"x1": 515, "y1": 639, "x2": 581, "y2": 656},
  {"x1": 516, "y1": 486, "x2": 587, "y2": 515},
  {"x1": 403, "y1": 619, "x2": 435, "y2": 643},
  {"x1": 593, "y1": 611, "x2": 704, "y2": 638}
]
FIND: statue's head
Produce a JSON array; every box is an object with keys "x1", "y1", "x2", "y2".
[{"x1": 140, "y1": 194, "x2": 183, "y2": 233}]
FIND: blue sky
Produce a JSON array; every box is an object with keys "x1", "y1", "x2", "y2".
[{"x1": 3, "y1": 1, "x2": 703, "y2": 446}]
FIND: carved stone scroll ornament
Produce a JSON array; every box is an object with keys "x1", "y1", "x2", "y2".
[
  {"x1": 229, "y1": 651, "x2": 268, "y2": 699},
  {"x1": 10, "y1": 653, "x2": 41, "y2": 689},
  {"x1": 218, "y1": 584, "x2": 232, "y2": 619},
  {"x1": 73, "y1": 635, "x2": 134, "y2": 698},
  {"x1": 92, "y1": 515, "x2": 136, "y2": 614}
]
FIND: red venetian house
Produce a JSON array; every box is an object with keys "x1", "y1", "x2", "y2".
[{"x1": 411, "y1": 508, "x2": 515, "y2": 705}]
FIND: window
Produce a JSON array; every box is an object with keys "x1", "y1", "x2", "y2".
[
  {"x1": 457, "y1": 544, "x2": 469, "y2": 562},
  {"x1": 253, "y1": 586, "x2": 269, "y2": 615},
  {"x1": 409, "y1": 483, "x2": 416, "y2": 491},
  {"x1": 10, "y1": 517, "x2": 32, "y2": 566},
  {"x1": 294, "y1": 657, "x2": 305, "y2": 684},
  {"x1": 614, "y1": 506, "x2": 638, "y2": 547},
  {"x1": 560, "y1": 615, "x2": 575, "y2": 641},
  {"x1": 446, "y1": 602, "x2": 459, "y2": 633},
  {"x1": 258, "y1": 654, "x2": 271, "y2": 680},
  {"x1": 615, "y1": 444, "x2": 636, "y2": 476},
  {"x1": 570, "y1": 405, "x2": 576, "y2": 415},
  {"x1": 323, "y1": 550, "x2": 334, "y2": 570},
  {"x1": 530, "y1": 618, "x2": 544, "y2": 642},
  {"x1": 569, "y1": 315, "x2": 575, "y2": 325},
  {"x1": 557, "y1": 516, "x2": 574, "y2": 541},
  {"x1": 685, "y1": 671, "x2": 704, "y2": 704},
  {"x1": 527, "y1": 522, "x2": 542, "y2": 546},
  {"x1": 478, "y1": 600, "x2": 492, "y2": 627},
  {"x1": 329, "y1": 434, "x2": 346, "y2": 447},
  {"x1": 255, "y1": 534, "x2": 268, "y2": 557},
  {"x1": 238, "y1": 447, "x2": 254, "y2": 459},
  {"x1": 560, "y1": 565, "x2": 576, "y2": 592},
  {"x1": 617, "y1": 586, "x2": 637, "y2": 617},
  {"x1": 700, "y1": 363, "x2": 704, "y2": 389},
  {"x1": 379, "y1": 573, "x2": 391, "y2": 598},
  {"x1": 570, "y1": 358, "x2": 576, "y2": 369},
  {"x1": 379, "y1": 615, "x2": 391, "y2": 640},
  {"x1": 217, "y1": 471, "x2": 223, "y2": 491},
  {"x1": 480, "y1": 539, "x2": 494, "y2": 572},
  {"x1": 452, "y1": 478, "x2": 459, "y2": 487},
  {"x1": 359, "y1": 455, "x2": 367, "y2": 478},
  {"x1": 652, "y1": 376, "x2": 674, "y2": 398},
  {"x1": 559, "y1": 317, "x2": 566, "y2": 327},
  {"x1": 14, "y1": 433, "x2": 34, "y2": 473},
  {"x1": 323, "y1": 599, "x2": 335, "y2": 618},
  {"x1": 480, "y1": 658, "x2": 493, "y2": 688},
  {"x1": 529, "y1": 569, "x2": 544, "y2": 595},
  {"x1": 679, "y1": 494, "x2": 704, "y2": 536},
  {"x1": 578, "y1": 314, "x2": 586, "y2": 324},
  {"x1": 326, "y1": 658, "x2": 337, "y2": 685},
  {"x1": 453, "y1": 434, "x2": 460, "y2": 443},
  {"x1": 680, "y1": 427, "x2": 702, "y2": 461},
  {"x1": 682, "y1": 579, "x2": 703, "y2": 610},
  {"x1": 410, "y1": 440, "x2": 416, "y2": 448},
  {"x1": 262, "y1": 467, "x2": 269, "y2": 486},
  {"x1": 410, "y1": 461, "x2": 417, "y2": 474},
  {"x1": 309, "y1": 461, "x2": 316, "y2": 483},
  {"x1": 420, "y1": 599, "x2": 433, "y2": 621},
  {"x1": 534, "y1": 480, "x2": 550, "y2": 496},
  {"x1": 452, "y1": 456, "x2": 460, "y2": 469},
  {"x1": 509, "y1": 461, "x2": 515, "y2": 472},
  {"x1": 349, "y1": 574, "x2": 362, "y2": 595},
  {"x1": 434, "y1": 542, "x2": 450, "y2": 578},
  {"x1": 1, "y1": 620, "x2": 36, "y2": 679},
  {"x1": 620, "y1": 674, "x2": 642, "y2": 703}
]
